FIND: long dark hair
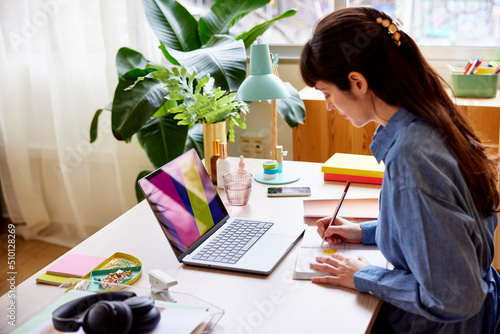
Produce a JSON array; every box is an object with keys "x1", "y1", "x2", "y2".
[{"x1": 301, "y1": 7, "x2": 499, "y2": 217}]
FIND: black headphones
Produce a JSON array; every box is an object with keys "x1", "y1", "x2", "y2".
[{"x1": 52, "y1": 290, "x2": 161, "y2": 333}]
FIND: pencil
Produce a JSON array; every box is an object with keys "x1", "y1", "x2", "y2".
[{"x1": 320, "y1": 181, "x2": 351, "y2": 247}]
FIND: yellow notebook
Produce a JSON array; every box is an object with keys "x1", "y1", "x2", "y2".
[
  {"x1": 321, "y1": 153, "x2": 385, "y2": 178},
  {"x1": 36, "y1": 273, "x2": 74, "y2": 286}
]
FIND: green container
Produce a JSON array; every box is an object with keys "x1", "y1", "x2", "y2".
[{"x1": 450, "y1": 73, "x2": 499, "y2": 98}]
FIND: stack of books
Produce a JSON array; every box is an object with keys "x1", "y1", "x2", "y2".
[{"x1": 321, "y1": 153, "x2": 384, "y2": 185}]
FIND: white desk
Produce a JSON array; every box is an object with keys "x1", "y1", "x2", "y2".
[{"x1": 0, "y1": 158, "x2": 382, "y2": 333}]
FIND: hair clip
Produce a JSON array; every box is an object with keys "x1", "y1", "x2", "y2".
[{"x1": 376, "y1": 17, "x2": 402, "y2": 47}]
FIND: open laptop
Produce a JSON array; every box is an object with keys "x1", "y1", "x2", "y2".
[{"x1": 138, "y1": 149, "x2": 304, "y2": 275}]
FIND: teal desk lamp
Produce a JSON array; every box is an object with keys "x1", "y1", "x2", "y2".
[{"x1": 236, "y1": 39, "x2": 300, "y2": 184}]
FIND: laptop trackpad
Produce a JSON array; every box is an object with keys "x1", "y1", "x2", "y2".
[{"x1": 235, "y1": 233, "x2": 299, "y2": 272}]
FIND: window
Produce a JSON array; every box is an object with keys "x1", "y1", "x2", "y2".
[
  {"x1": 179, "y1": 0, "x2": 331, "y2": 46},
  {"x1": 347, "y1": 0, "x2": 500, "y2": 47},
  {"x1": 180, "y1": 0, "x2": 500, "y2": 47}
]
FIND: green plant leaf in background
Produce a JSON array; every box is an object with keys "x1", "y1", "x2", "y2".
[
  {"x1": 111, "y1": 74, "x2": 168, "y2": 141},
  {"x1": 135, "y1": 170, "x2": 152, "y2": 202},
  {"x1": 111, "y1": 49, "x2": 170, "y2": 141},
  {"x1": 184, "y1": 123, "x2": 204, "y2": 159},
  {"x1": 89, "y1": 104, "x2": 111, "y2": 143},
  {"x1": 159, "y1": 44, "x2": 180, "y2": 66},
  {"x1": 161, "y1": 35, "x2": 246, "y2": 92},
  {"x1": 136, "y1": 108, "x2": 187, "y2": 169},
  {"x1": 276, "y1": 82, "x2": 305, "y2": 128},
  {"x1": 236, "y1": 9, "x2": 298, "y2": 49},
  {"x1": 116, "y1": 47, "x2": 152, "y2": 78},
  {"x1": 198, "y1": 0, "x2": 270, "y2": 45},
  {"x1": 141, "y1": 0, "x2": 201, "y2": 52}
]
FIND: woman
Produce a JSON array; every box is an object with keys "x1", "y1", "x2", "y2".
[{"x1": 300, "y1": 7, "x2": 500, "y2": 333}]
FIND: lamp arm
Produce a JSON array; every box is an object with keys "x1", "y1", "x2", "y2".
[{"x1": 271, "y1": 54, "x2": 279, "y2": 160}]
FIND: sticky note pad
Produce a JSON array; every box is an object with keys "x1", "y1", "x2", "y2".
[
  {"x1": 322, "y1": 249, "x2": 338, "y2": 256},
  {"x1": 322, "y1": 153, "x2": 385, "y2": 178},
  {"x1": 47, "y1": 253, "x2": 106, "y2": 277}
]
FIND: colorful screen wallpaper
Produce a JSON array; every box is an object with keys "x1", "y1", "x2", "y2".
[{"x1": 139, "y1": 149, "x2": 226, "y2": 258}]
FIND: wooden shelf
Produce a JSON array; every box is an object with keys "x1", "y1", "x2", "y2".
[{"x1": 293, "y1": 87, "x2": 378, "y2": 162}]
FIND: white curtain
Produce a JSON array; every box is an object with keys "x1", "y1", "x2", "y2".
[{"x1": 0, "y1": 0, "x2": 161, "y2": 247}]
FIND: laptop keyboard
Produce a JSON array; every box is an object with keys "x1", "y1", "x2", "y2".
[{"x1": 192, "y1": 219, "x2": 274, "y2": 264}]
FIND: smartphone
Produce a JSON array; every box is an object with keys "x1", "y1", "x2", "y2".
[{"x1": 267, "y1": 186, "x2": 311, "y2": 197}]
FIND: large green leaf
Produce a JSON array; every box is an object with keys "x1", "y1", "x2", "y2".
[
  {"x1": 198, "y1": 0, "x2": 270, "y2": 45},
  {"x1": 163, "y1": 36, "x2": 246, "y2": 92},
  {"x1": 90, "y1": 109, "x2": 104, "y2": 143},
  {"x1": 236, "y1": 9, "x2": 297, "y2": 49},
  {"x1": 116, "y1": 47, "x2": 151, "y2": 79},
  {"x1": 136, "y1": 111, "x2": 189, "y2": 169},
  {"x1": 142, "y1": 0, "x2": 201, "y2": 52},
  {"x1": 90, "y1": 102, "x2": 112, "y2": 143},
  {"x1": 111, "y1": 72, "x2": 168, "y2": 141},
  {"x1": 276, "y1": 82, "x2": 306, "y2": 128},
  {"x1": 135, "y1": 170, "x2": 152, "y2": 202},
  {"x1": 184, "y1": 123, "x2": 204, "y2": 159}
]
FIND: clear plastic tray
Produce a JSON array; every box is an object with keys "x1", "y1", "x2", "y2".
[{"x1": 8, "y1": 279, "x2": 223, "y2": 334}]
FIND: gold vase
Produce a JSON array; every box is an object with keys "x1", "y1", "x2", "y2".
[{"x1": 203, "y1": 122, "x2": 226, "y2": 176}]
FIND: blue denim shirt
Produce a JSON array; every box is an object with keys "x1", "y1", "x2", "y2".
[{"x1": 353, "y1": 108, "x2": 499, "y2": 332}]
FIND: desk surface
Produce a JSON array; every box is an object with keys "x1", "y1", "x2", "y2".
[{"x1": 1, "y1": 158, "x2": 382, "y2": 333}]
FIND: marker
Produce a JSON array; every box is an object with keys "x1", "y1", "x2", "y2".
[
  {"x1": 464, "y1": 60, "x2": 473, "y2": 74},
  {"x1": 320, "y1": 181, "x2": 351, "y2": 247}
]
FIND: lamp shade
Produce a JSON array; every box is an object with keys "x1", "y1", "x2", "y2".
[{"x1": 235, "y1": 43, "x2": 290, "y2": 101}]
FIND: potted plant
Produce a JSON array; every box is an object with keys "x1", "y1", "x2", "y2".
[
  {"x1": 149, "y1": 64, "x2": 250, "y2": 175},
  {"x1": 90, "y1": 0, "x2": 305, "y2": 201}
]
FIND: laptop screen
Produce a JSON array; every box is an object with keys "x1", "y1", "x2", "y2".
[{"x1": 138, "y1": 149, "x2": 228, "y2": 259}]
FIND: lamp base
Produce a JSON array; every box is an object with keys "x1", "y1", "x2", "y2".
[{"x1": 254, "y1": 170, "x2": 301, "y2": 185}]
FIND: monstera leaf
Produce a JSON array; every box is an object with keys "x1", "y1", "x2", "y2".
[{"x1": 159, "y1": 36, "x2": 247, "y2": 92}]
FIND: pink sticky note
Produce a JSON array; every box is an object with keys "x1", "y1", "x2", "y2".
[{"x1": 46, "y1": 253, "x2": 106, "y2": 277}]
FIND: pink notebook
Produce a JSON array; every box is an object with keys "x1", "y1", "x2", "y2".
[{"x1": 46, "y1": 253, "x2": 106, "y2": 277}]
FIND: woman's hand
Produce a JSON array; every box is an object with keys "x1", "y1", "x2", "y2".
[
  {"x1": 310, "y1": 253, "x2": 370, "y2": 289},
  {"x1": 316, "y1": 216, "x2": 363, "y2": 245}
]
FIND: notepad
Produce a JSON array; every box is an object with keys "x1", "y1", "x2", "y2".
[
  {"x1": 46, "y1": 253, "x2": 106, "y2": 277},
  {"x1": 293, "y1": 226, "x2": 387, "y2": 280},
  {"x1": 322, "y1": 153, "x2": 384, "y2": 184},
  {"x1": 303, "y1": 198, "x2": 379, "y2": 219},
  {"x1": 35, "y1": 273, "x2": 74, "y2": 286}
]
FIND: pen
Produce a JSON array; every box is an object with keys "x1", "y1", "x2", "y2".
[
  {"x1": 464, "y1": 60, "x2": 473, "y2": 74},
  {"x1": 321, "y1": 181, "x2": 351, "y2": 247}
]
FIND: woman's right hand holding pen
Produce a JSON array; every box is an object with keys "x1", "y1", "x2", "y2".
[{"x1": 316, "y1": 216, "x2": 363, "y2": 245}]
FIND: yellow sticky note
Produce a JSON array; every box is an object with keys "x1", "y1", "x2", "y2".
[{"x1": 322, "y1": 249, "x2": 337, "y2": 256}]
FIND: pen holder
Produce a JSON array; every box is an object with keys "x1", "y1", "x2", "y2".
[{"x1": 450, "y1": 73, "x2": 499, "y2": 98}]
